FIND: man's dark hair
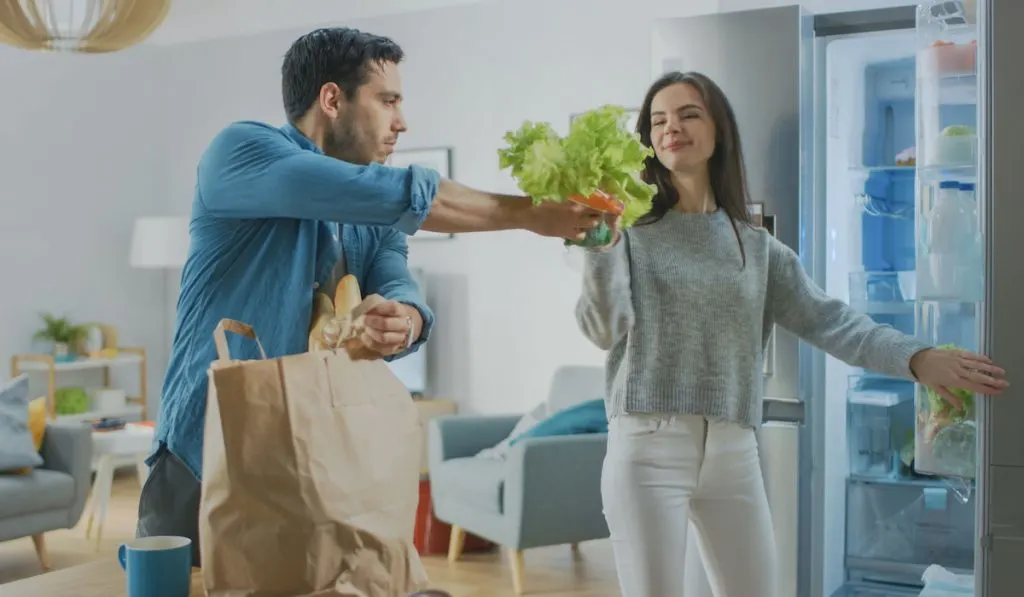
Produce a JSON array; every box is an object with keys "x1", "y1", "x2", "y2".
[{"x1": 281, "y1": 27, "x2": 404, "y2": 123}]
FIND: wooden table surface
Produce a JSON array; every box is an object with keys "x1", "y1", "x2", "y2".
[{"x1": 0, "y1": 559, "x2": 204, "y2": 597}]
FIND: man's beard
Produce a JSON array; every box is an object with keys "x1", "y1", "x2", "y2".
[{"x1": 323, "y1": 113, "x2": 376, "y2": 165}]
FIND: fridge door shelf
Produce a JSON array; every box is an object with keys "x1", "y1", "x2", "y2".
[
  {"x1": 914, "y1": 399, "x2": 977, "y2": 480},
  {"x1": 849, "y1": 272, "x2": 915, "y2": 316},
  {"x1": 916, "y1": 174, "x2": 984, "y2": 303},
  {"x1": 845, "y1": 478, "x2": 975, "y2": 578},
  {"x1": 913, "y1": 299, "x2": 979, "y2": 480},
  {"x1": 848, "y1": 165, "x2": 916, "y2": 174},
  {"x1": 916, "y1": 26, "x2": 977, "y2": 170},
  {"x1": 916, "y1": 164, "x2": 975, "y2": 182},
  {"x1": 918, "y1": 43, "x2": 977, "y2": 80},
  {"x1": 918, "y1": 46, "x2": 977, "y2": 107}
]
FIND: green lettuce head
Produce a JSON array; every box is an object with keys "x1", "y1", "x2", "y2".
[{"x1": 498, "y1": 105, "x2": 657, "y2": 230}]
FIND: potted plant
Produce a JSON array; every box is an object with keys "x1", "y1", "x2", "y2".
[{"x1": 33, "y1": 313, "x2": 88, "y2": 362}]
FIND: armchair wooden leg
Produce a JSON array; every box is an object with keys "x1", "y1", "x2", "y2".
[
  {"x1": 31, "y1": 534, "x2": 50, "y2": 571},
  {"x1": 507, "y1": 548, "x2": 525, "y2": 595},
  {"x1": 447, "y1": 525, "x2": 466, "y2": 563},
  {"x1": 570, "y1": 542, "x2": 580, "y2": 553}
]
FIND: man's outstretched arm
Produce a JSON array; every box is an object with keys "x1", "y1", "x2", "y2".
[
  {"x1": 198, "y1": 121, "x2": 600, "y2": 240},
  {"x1": 421, "y1": 180, "x2": 599, "y2": 240}
]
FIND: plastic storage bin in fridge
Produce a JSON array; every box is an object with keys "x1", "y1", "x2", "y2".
[
  {"x1": 847, "y1": 374, "x2": 916, "y2": 479},
  {"x1": 845, "y1": 479, "x2": 975, "y2": 571}
]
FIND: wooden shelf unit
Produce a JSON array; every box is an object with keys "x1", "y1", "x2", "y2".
[{"x1": 11, "y1": 347, "x2": 148, "y2": 421}]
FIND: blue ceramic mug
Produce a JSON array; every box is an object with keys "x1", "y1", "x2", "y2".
[{"x1": 117, "y1": 536, "x2": 192, "y2": 597}]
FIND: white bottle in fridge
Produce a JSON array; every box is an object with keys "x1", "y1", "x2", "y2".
[
  {"x1": 958, "y1": 181, "x2": 984, "y2": 301},
  {"x1": 924, "y1": 180, "x2": 963, "y2": 300}
]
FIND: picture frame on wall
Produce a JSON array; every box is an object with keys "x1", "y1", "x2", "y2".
[
  {"x1": 570, "y1": 108, "x2": 641, "y2": 134},
  {"x1": 749, "y1": 202, "x2": 775, "y2": 236},
  {"x1": 388, "y1": 147, "x2": 455, "y2": 240}
]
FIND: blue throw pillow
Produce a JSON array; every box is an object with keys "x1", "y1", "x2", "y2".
[
  {"x1": 509, "y1": 398, "x2": 607, "y2": 446},
  {"x1": 0, "y1": 375, "x2": 44, "y2": 472}
]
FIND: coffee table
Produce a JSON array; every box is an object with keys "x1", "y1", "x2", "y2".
[{"x1": 0, "y1": 559, "x2": 203, "y2": 597}]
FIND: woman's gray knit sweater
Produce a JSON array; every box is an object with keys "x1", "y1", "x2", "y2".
[{"x1": 575, "y1": 208, "x2": 930, "y2": 428}]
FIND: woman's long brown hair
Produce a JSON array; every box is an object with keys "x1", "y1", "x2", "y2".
[{"x1": 634, "y1": 71, "x2": 753, "y2": 266}]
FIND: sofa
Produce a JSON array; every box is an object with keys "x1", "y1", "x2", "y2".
[
  {"x1": 0, "y1": 422, "x2": 93, "y2": 569},
  {"x1": 428, "y1": 366, "x2": 609, "y2": 594}
]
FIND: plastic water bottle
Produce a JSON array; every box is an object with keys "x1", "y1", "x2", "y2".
[
  {"x1": 958, "y1": 182, "x2": 984, "y2": 301},
  {"x1": 925, "y1": 181, "x2": 962, "y2": 299}
]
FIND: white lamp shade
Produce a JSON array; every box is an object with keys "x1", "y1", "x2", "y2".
[{"x1": 129, "y1": 216, "x2": 190, "y2": 268}]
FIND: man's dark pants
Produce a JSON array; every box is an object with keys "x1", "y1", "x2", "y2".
[{"x1": 135, "y1": 445, "x2": 203, "y2": 567}]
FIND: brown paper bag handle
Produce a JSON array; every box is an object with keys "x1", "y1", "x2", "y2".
[{"x1": 213, "y1": 319, "x2": 268, "y2": 362}]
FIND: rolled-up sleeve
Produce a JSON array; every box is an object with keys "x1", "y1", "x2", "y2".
[{"x1": 392, "y1": 164, "x2": 439, "y2": 235}]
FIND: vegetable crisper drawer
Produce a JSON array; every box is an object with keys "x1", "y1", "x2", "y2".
[{"x1": 845, "y1": 479, "x2": 974, "y2": 570}]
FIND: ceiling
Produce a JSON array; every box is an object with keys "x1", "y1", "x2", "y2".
[{"x1": 146, "y1": 0, "x2": 485, "y2": 45}]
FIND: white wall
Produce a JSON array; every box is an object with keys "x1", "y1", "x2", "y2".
[
  {"x1": 0, "y1": 45, "x2": 169, "y2": 411},
  {"x1": 148, "y1": 0, "x2": 487, "y2": 45}
]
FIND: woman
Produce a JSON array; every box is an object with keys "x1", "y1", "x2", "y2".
[{"x1": 575, "y1": 71, "x2": 1008, "y2": 597}]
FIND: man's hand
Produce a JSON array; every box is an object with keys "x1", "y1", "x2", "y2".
[
  {"x1": 518, "y1": 199, "x2": 604, "y2": 241},
  {"x1": 358, "y1": 300, "x2": 423, "y2": 358}
]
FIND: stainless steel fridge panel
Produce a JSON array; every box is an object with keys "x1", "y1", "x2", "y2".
[
  {"x1": 760, "y1": 420, "x2": 802, "y2": 597},
  {"x1": 978, "y1": 0, "x2": 1024, "y2": 593}
]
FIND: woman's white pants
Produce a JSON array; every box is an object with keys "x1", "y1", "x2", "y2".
[{"x1": 601, "y1": 414, "x2": 780, "y2": 597}]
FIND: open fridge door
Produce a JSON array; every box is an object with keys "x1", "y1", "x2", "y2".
[{"x1": 973, "y1": 0, "x2": 1024, "y2": 595}]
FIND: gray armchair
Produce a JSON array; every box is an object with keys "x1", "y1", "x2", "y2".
[
  {"x1": 0, "y1": 422, "x2": 92, "y2": 570},
  {"x1": 428, "y1": 366, "x2": 609, "y2": 595}
]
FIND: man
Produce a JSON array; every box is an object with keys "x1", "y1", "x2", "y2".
[{"x1": 135, "y1": 27, "x2": 602, "y2": 566}]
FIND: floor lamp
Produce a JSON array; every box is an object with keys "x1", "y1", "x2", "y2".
[{"x1": 128, "y1": 217, "x2": 189, "y2": 405}]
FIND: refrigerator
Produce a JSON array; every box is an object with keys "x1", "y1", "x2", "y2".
[{"x1": 650, "y1": 2, "x2": 1024, "y2": 596}]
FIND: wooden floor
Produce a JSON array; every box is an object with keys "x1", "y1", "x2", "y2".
[{"x1": 0, "y1": 471, "x2": 621, "y2": 596}]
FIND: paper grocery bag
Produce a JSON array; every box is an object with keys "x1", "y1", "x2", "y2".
[{"x1": 200, "y1": 312, "x2": 427, "y2": 596}]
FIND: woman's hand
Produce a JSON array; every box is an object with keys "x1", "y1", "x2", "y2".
[
  {"x1": 588, "y1": 213, "x2": 622, "y2": 252},
  {"x1": 910, "y1": 347, "x2": 1009, "y2": 408}
]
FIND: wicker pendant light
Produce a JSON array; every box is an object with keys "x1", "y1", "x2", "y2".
[{"x1": 0, "y1": 0, "x2": 171, "y2": 53}]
